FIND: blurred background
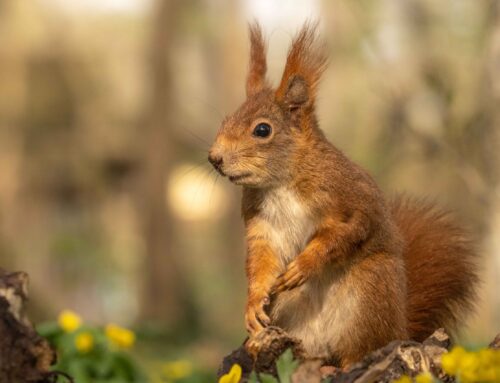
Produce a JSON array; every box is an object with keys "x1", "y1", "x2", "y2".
[{"x1": 0, "y1": 0, "x2": 499, "y2": 379}]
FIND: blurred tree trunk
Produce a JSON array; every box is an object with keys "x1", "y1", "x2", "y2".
[{"x1": 137, "y1": 0, "x2": 187, "y2": 326}]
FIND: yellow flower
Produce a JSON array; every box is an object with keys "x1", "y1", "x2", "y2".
[
  {"x1": 478, "y1": 365, "x2": 500, "y2": 382},
  {"x1": 162, "y1": 360, "x2": 193, "y2": 380},
  {"x1": 392, "y1": 376, "x2": 412, "y2": 383},
  {"x1": 441, "y1": 346, "x2": 466, "y2": 375},
  {"x1": 459, "y1": 352, "x2": 481, "y2": 383},
  {"x1": 475, "y1": 349, "x2": 497, "y2": 381},
  {"x1": 440, "y1": 346, "x2": 500, "y2": 382},
  {"x1": 219, "y1": 364, "x2": 242, "y2": 383},
  {"x1": 75, "y1": 332, "x2": 94, "y2": 353},
  {"x1": 415, "y1": 372, "x2": 433, "y2": 383},
  {"x1": 105, "y1": 323, "x2": 135, "y2": 348},
  {"x1": 478, "y1": 348, "x2": 497, "y2": 367},
  {"x1": 57, "y1": 310, "x2": 82, "y2": 333}
]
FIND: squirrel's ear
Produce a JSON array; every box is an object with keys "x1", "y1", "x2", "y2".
[
  {"x1": 281, "y1": 75, "x2": 309, "y2": 111},
  {"x1": 276, "y1": 22, "x2": 327, "y2": 111},
  {"x1": 246, "y1": 23, "x2": 268, "y2": 97}
]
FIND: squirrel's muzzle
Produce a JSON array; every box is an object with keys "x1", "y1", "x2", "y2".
[{"x1": 208, "y1": 152, "x2": 225, "y2": 175}]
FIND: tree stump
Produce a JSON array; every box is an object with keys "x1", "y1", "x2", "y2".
[{"x1": 0, "y1": 269, "x2": 58, "y2": 383}]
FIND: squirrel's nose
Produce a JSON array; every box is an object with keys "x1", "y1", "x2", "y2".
[{"x1": 208, "y1": 153, "x2": 224, "y2": 173}]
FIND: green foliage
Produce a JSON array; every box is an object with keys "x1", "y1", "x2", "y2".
[
  {"x1": 38, "y1": 317, "x2": 146, "y2": 383},
  {"x1": 248, "y1": 349, "x2": 299, "y2": 383},
  {"x1": 37, "y1": 311, "x2": 217, "y2": 383},
  {"x1": 276, "y1": 349, "x2": 299, "y2": 383},
  {"x1": 248, "y1": 371, "x2": 259, "y2": 383},
  {"x1": 258, "y1": 373, "x2": 278, "y2": 383}
]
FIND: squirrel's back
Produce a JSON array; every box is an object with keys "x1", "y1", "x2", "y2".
[{"x1": 390, "y1": 195, "x2": 479, "y2": 341}]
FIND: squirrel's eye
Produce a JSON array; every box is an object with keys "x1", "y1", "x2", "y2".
[{"x1": 253, "y1": 123, "x2": 272, "y2": 138}]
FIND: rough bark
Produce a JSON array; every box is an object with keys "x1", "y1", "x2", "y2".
[
  {"x1": 218, "y1": 327, "x2": 500, "y2": 383},
  {"x1": 218, "y1": 327, "x2": 306, "y2": 379},
  {"x1": 489, "y1": 333, "x2": 500, "y2": 350},
  {"x1": 0, "y1": 269, "x2": 58, "y2": 383}
]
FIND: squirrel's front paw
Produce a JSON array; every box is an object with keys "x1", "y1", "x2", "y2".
[
  {"x1": 274, "y1": 259, "x2": 307, "y2": 292},
  {"x1": 245, "y1": 295, "x2": 271, "y2": 334}
]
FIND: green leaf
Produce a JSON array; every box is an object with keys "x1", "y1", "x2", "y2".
[
  {"x1": 112, "y1": 351, "x2": 146, "y2": 381},
  {"x1": 276, "y1": 349, "x2": 299, "y2": 383},
  {"x1": 36, "y1": 321, "x2": 61, "y2": 338},
  {"x1": 93, "y1": 351, "x2": 114, "y2": 377},
  {"x1": 66, "y1": 358, "x2": 90, "y2": 383},
  {"x1": 248, "y1": 371, "x2": 259, "y2": 383},
  {"x1": 259, "y1": 373, "x2": 279, "y2": 383}
]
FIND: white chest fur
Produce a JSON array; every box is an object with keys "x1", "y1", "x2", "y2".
[{"x1": 259, "y1": 187, "x2": 314, "y2": 265}]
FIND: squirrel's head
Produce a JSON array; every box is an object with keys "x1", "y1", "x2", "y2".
[{"x1": 208, "y1": 22, "x2": 327, "y2": 188}]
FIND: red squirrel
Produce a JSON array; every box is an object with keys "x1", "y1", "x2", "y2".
[{"x1": 208, "y1": 23, "x2": 479, "y2": 367}]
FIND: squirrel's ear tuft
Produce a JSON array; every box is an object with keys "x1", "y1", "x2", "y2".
[
  {"x1": 275, "y1": 22, "x2": 327, "y2": 110},
  {"x1": 246, "y1": 22, "x2": 268, "y2": 97}
]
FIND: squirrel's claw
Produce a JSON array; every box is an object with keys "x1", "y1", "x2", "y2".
[
  {"x1": 245, "y1": 337, "x2": 262, "y2": 358},
  {"x1": 245, "y1": 296, "x2": 271, "y2": 334},
  {"x1": 275, "y1": 260, "x2": 307, "y2": 292}
]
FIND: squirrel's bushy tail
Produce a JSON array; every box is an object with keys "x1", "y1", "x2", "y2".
[{"x1": 390, "y1": 195, "x2": 479, "y2": 341}]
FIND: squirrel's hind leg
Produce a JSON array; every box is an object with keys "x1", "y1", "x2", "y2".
[{"x1": 327, "y1": 252, "x2": 408, "y2": 367}]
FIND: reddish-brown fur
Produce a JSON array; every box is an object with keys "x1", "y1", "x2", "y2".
[
  {"x1": 390, "y1": 196, "x2": 479, "y2": 341},
  {"x1": 208, "y1": 23, "x2": 479, "y2": 366}
]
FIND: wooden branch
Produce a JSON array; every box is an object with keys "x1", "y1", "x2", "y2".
[
  {"x1": 217, "y1": 327, "x2": 306, "y2": 379},
  {"x1": 219, "y1": 327, "x2": 500, "y2": 383}
]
